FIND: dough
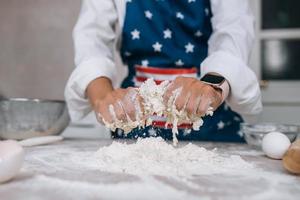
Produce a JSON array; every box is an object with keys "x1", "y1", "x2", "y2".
[
  {"x1": 103, "y1": 78, "x2": 213, "y2": 145},
  {"x1": 0, "y1": 140, "x2": 24, "y2": 183}
]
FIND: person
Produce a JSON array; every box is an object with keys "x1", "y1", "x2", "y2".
[{"x1": 65, "y1": 0, "x2": 262, "y2": 142}]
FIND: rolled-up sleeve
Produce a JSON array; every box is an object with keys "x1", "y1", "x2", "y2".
[
  {"x1": 65, "y1": 0, "x2": 118, "y2": 121},
  {"x1": 200, "y1": 0, "x2": 262, "y2": 117}
]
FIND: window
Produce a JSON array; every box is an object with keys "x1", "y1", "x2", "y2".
[
  {"x1": 262, "y1": 0, "x2": 300, "y2": 29},
  {"x1": 249, "y1": 0, "x2": 300, "y2": 123},
  {"x1": 261, "y1": 39, "x2": 300, "y2": 80},
  {"x1": 258, "y1": 0, "x2": 300, "y2": 81}
]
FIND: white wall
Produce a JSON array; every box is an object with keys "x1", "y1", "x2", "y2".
[{"x1": 0, "y1": 0, "x2": 81, "y2": 100}]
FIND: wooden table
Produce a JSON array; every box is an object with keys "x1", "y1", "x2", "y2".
[{"x1": 0, "y1": 138, "x2": 299, "y2": 200}]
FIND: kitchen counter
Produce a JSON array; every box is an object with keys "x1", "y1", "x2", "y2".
[{"x1": 0, "y1": 130, "x2": 300, "y2": 200}]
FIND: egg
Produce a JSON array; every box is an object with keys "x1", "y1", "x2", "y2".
[
  {"x1": 262, "y1": 132, "x2": 291, "y2": 159},
  {"x1": 0, "y1": 140, "x2": 24, "y2": 183}
]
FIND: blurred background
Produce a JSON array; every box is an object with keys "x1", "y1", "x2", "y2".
[
  {"x1": 0, "y1": 0, "x2": 299, "y2": 126},
  {"x1": 0, "y1": 0, "x2": 79, "y2": 100}
]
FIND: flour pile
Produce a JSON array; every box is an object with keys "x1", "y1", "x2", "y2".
[
  {"x1": 103, "y1": 78, "x2": 213, "y2": 145},
  {"x1": 94, "y1": 137, "x2": 253, "y2": 177}
]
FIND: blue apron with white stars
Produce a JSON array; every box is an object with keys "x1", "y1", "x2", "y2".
[{"x1": 113, "y1": 0, "x2": 244, "y2": 142}]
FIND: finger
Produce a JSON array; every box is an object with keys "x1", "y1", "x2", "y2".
[
  {"x1": 163, "y1": 82, "x2": 178, "y2": 105},
  {"x1": 95, "y1": 112, "x2": 104, "y2": 124},
  {"x1": 185, "y1": 93, "x2": 199, "y2": 117},
  {"x1": 97, "y1": 101, "x2": 114, "y2": 124},
  {"x1": 212, "y1": 93, "x2": 223, "y2": 110},
  {"x1": 164, "y1": 77, "x2": 196, "y2": 106},
  {"x1": 122, "y1": 88, "x2": 139, "y2": 121},
  {"x1": 175, "y1": 89, "x2": 191, "y2": 111},
  {"x1": 94, "y1": 101, "x2": 105, "y2": 124},
  {"x1": 110, "y1": 90, "x2": 127, "y2": 121},
  {"x1": 206, "y1": 88, "x2": 222, "y2": 110},
  {"x1": 113, "y1": 100, "x2": 127, "y2": 122},
  {"x1": 166, "y1": 87, "x2": 182, "y2": 114},
  {"x1": 95, "y1": 93, "x2": 117, "y2": 124},
  {"x1": 135, "y1": 93, "x2": 145, "y2": 120},
  {"x1": 196, "y1": 96, "x2": 211, "y2": 116}
]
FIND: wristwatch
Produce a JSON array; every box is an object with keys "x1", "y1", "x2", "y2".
[
  {"x1": 201, "y1": 74, "x2": 225, "y2": 87},
  {"x1": 200, "y1": 74, "x2": 229, "y2": 101}
]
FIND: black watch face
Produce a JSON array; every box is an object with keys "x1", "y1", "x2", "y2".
[{"x1": 201, "y1": 74, "x2": 225, "y2": 84}]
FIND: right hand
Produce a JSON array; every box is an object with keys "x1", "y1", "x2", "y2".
[{"x1": 94, "y1": 87, "x2": 144, "y2": 124}]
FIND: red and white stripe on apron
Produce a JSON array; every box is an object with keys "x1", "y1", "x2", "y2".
[{"x1": 134, "y1": 65, "x2": 198, "y2": 129}]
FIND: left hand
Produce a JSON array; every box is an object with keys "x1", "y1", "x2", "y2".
[{"x1": 163, "y1": 76, "x2": 223, "y2": 117}]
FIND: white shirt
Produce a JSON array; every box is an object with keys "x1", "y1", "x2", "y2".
[{"x1": 65, "y1": 0, "x2": 262, "y2": 121}]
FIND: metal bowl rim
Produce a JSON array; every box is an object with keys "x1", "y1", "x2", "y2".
[{"x1": 0, "y1": 98, "x2": 66, "y2": 104}]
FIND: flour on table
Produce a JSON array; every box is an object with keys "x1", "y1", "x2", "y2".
[
  {"x1": 102, "y1": 78, "x2": 213, "y2": 145},
  {"x1": 9, "y1": 140, "x2": 299, "y2": 200},
  {"x1": 94, "y1": 137, "x2": 253, "y2": 177}
]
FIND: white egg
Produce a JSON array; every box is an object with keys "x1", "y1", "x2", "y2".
[
  {"x1": 262, "y1": 132, "x2": 291, "y2": 159},
  {"x1": 0, "y1": 140, "x2": 24, "y2": 183}
]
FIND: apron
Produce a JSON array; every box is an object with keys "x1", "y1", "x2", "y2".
[{"x1": 113, "y1": 0, "x2": 244, "y2": 142}]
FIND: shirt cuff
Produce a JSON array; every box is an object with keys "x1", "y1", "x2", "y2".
[
  {"x1": 65, "y1": 57, "x2": 117, "y2": 121},
  {"x1": 200, "y1": 51, "x2": 262, "y2": 116}
]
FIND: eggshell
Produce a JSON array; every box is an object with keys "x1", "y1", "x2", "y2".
[
  {"x1": 262, "y1": 132, "x2": 291, "y2": 159},
  {"x1": 0, "y1": 140, "x2": 24, "y2": 183}
]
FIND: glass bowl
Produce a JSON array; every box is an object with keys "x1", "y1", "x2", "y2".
[{"x1": 240, "y1": 123, "x2": 299, "y2": 148}]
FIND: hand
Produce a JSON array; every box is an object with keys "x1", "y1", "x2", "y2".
[
  {"x1": 163, "y1": 76, "x2": 223, "y2": 117},
  {"x1": 94, "y1": 87, "x2": 143, "y2": 124}
]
